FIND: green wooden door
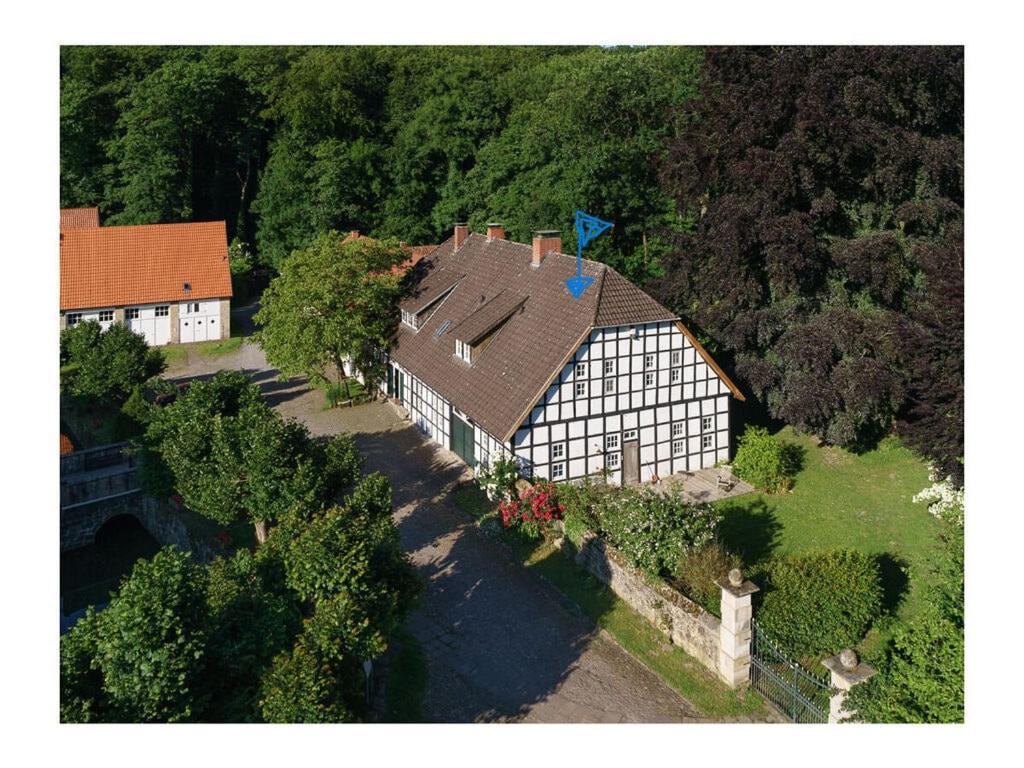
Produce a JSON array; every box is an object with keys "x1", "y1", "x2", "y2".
[
  {"x1": 451, "y1": 413, "x2": 476, "y2": 468},
  {"x1": 386, "y1": 365, "x2": 394, "y2": 397}
]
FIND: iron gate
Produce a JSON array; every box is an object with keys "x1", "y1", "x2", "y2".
[{"x1": 749, "y1": 618, "x2": 830, "y2": 723}]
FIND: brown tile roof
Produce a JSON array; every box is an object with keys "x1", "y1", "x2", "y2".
[
  {"x1": 450, "y1": 290, "x2": 529, "y2": 345},
  {"x1": 60, "y1": 221, "x2": 232, "y2": 311},
  {"x1": 343, "y1": 231, "x2": 437, "y2": 275},
  {"x1": 390, "y1": 233, "x2": 697, "y2": 441},
  {"x1": 60, "y1": 207, "x2": 100, "y2": 230}
]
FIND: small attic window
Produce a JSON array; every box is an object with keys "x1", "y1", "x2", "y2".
[
  {"x1": 183, "y1": 282, "x2": 192, "y2": 294},
  {"x1": 455, "y1": 339, "x2": 472, "y2": 364}
]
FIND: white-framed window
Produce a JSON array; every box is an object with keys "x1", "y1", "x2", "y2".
[
  {"x1": 644, "y1": 372, "x2": 654, "y2": 388},
  {"x1": 606, "y1": 433, "x2": 620, "y2": 451},
  {"x1": 606, "y1": 452, "x2": 621, "y2": 470},
  {"x1": 702, "y1": 416, "x2": 713, "y2": 432},
  {"x1": 455, "y1": 339, "x2": 471, "y2": 363},
  {"x1": 604, "y1": 359, "x2": 615, "y2": 376},
  {"x1": 672, "y1": 421, "x2": 684, "y2": 438},
  {"x1": 604, "y1": 378, "x2": 616, "y2": 394},
  {"x1": 66, "y1": 313, "x2": 82, "y2": 327},
  {"x1": 623, "y1": 429, "x2": 637, "y2": 441},
  {"x1": 576, "y1": 362, "x2": 587, "y2": 378},
  {"x1": 155, "y1": 305, "x2": 169, "y2": 317},
  {"x1": 575, "y1": 381, "x2": 587, "y2": 398},
  {"x1": 98, "y1": 310, "x2": 114, "y2": 323},
  {"x1": 671, "y1": 350, "x2": 681, "y2": 366},
  {"x1": 670, "y1": 368, "x2": 681, "y2": 383},
  {"x1": 672, "y1": 439, "x2": 686, "y2": 456},
  {"x1": 702, "y1": 434, "x2": 714, "y2": 451},
  {"x1": 551, "y1": 462, "x2": 566, "y2": 480},
  {"x1": 552, "y1": 442, "x2": 565, "y2": 460},
  {"x1": 126, "y1": 307, "x2": 140, "y2": 320},
  {"x1": 401, "y1": 309, "x2": 417, "y2": 329},
  {"x1": 644, "y1": 353, "x2": 655, "y2": 369}
]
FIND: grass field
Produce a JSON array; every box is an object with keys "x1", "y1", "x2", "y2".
[{"x1": 715, "y1": 427, "x2": 938, "y2": 653}]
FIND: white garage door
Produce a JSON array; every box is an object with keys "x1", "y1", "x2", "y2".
[
  {"x1": 179, "y1": 314, "x2": 219, "y2": 343},
  {"x1": 127, "y1": 306, "x2": 171, "y2": 346}
]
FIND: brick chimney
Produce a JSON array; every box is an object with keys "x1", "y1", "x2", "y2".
[
  {"x1": 453, "y1": 223, "x2": 469, "y2": 249},
  {"x1": 532, "y1": 230, "x2": 561, "y2": 268},
  {"x1": 486, "y1": 222, "x2": 506, "y2": 242}
]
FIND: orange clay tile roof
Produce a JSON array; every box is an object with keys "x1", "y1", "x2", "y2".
[
  {"x1": 60, "y1": 207, "x2": 100, "y2": 230},
  {"x1": 60, "y1": 221, "x2": 232, "y2": 311},
  {"x1": 60, "y1": 433, "x2": 74, "y2": 455},
  {"x1": 342, "y1": 231, "x2": 437, "y2": 275}
]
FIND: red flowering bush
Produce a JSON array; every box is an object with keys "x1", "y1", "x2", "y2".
[{"x1": 499, "y1": 480, "x2": 564, "y2": 540}]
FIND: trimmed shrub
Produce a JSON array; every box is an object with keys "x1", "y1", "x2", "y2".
[
  {"x1": 732, "y1": 425, "x2": 801, "y2": 493},
  {"x1": 672, "y1": 541, "x2": 742, "y2": 616},
  {"x1": 562, "y1": 508, "x2": 592, "y2": 548},
  {"x1": 758, "y1": 549, "x2": 883, "y2": 659},
  {"x1": 596, "y1": 486, "x2": 720, "y2": 577}
]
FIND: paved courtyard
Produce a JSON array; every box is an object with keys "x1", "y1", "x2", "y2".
[{"x1": 166, "y1": 341, "x2": 704, "y2": 722}]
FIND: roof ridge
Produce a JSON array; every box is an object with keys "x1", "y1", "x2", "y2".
[{"x1": 592, "y1": 264, "x2": 608, "y2": 326}]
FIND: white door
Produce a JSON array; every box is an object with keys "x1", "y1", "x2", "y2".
[
  {"x1": 154, "y1": 316, "x2": 170, "y2": 346},
  {"x1": 179, "y1": 317, "x2": 194, "y2": 343}
]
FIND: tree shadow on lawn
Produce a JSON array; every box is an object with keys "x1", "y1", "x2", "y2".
[
  {"x1": 875, "y1": 552, "x2": 911, "y2": 616},
  {"x1": 717, "y1": 498, "x2": 783, "y2": 569}
]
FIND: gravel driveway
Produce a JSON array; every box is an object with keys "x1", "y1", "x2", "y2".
[{"x1": 166, "y1": 341, "x2": 702, "y2": 722}]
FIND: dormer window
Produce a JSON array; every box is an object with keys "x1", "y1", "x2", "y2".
[
  {"x1": 455, "y1": 339, "x2": 472, "y2": 363},
  {"x1": 401, "y1": 276, "x2": 463, "y2": 332},
  {"x1": 401, "y1": 309, "x2": 417, "y2": 329}
]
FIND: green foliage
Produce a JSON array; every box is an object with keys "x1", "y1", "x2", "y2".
[
  {"x1": 732, "y1": 425, "x2": 801, "y2": 493},
  {"x1": 845, "y1": 506, "x2": 963, "y2": 722},
  {"x1": 258, "y1": 637, "x2": 359, "y2": 723},
  {"x1": 595, "y1": 487, "x2": 721, "y2": 578},
  {"x1": 138, "y1": 371, "x2": 327, "y2": 535},
  {"x1": 672, "y1": 541, "x2": 742, "y2": 616},
  {"x1": 318, "y1": 433, "x2": 364, "y2": 500},
  {"x1": 758, "y1": 550, "x2": 884, "y2": 659},
  {"x1": 60, "y1": 548, "x2": 210, "y2": 722},
  {"x1": 562, "y1": 508, "x2": 593, "y2": 549},
  {"x1": 60, "y1": 321, "x2": 164, "y2": 404},
  {"x1": 476, "y1": 455, "x2": 519, "y2": 502},
  {"x1": 254, "y1": 232, "x2": 406, "y2": 392}
]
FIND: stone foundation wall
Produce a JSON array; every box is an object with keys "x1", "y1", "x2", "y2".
[{"x1": 572, "y1": 533, "x2": 721, "y2": 675}]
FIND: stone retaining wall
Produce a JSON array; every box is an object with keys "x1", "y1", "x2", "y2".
[{"x1": 571, "y1": 532, "x2": 721, "y2": 675}]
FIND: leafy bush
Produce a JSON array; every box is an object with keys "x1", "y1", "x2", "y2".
[
  {"x1": 732, "y1": 425, "x2": 801, "y2": 493},
  {"x1": 476, "y1": 455, "x2": 519, "y2": 502},
  {"x1": 596, "y1": 486, "x2": 721, "y2": 577},
  {"x1": 757, "y1": 549, "x2": 883, "y2": 659},
  {"x1": 499, "y1": 480, "x2": 564, "y2": 540},
  {"x1": 60, "y1": 321, "x2": 165, "y2": 404},
  {"x1": 562, "y1": 509, "x2": 593, "y2": 548},
  {"x1": 672, "y1": 541, "x2": 742, "y2": 616}
]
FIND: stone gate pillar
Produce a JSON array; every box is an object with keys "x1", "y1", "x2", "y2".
[
  {"x1": 716, "y1": 568, "x2": 759, "y2": 688},
  {"x1": 822, "y1": 649, "x2": 876, "y2": 723}
]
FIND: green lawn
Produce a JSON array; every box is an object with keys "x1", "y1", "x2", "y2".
[
  {"x1": 452, "y1": 485, "x2": 768, "y2": 721},
  {"x1": 715, "y1": 427, "x2": 938, "y2": 653}
]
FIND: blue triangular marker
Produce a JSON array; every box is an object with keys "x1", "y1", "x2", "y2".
[{"x1": 566, "y1": 209, "x2": 613, "y2": 299}]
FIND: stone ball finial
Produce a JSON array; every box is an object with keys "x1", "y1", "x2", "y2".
[
  {"x1": 839, "y1": 648, "x2": 859, "y2": 670},
  {"x1": 727, "y1": 568, "x2": 743, "y2": 587}
]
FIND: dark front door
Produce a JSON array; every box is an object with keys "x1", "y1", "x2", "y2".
[
  {"x1": 396, "y1": 370, "x2": 405, "y2": 405},
  {"x1": 622, "y1": 440, "x2": 640, "y2": 484},
  {"x1": 451, "y1": 413, "x2": 476, "y2": 468},
  {"x1": 386, "y1": 365, "x2": 395, "y2": 397}
]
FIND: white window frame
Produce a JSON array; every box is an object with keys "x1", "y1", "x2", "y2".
[
  {"x1": 702, "y1": 434, "x2": 714, "y2": 451},
  {"x1": 98, "y1": 310, "x2": 114, "y2": 323},
  {"x1": 126, "y1": 307, "x2": 140, "y2": 320},
  {"x1": 605, "y1": 452, "x2": 621, "y2": 470},
  {"x1": 606, "y1": 433, "x2": 620, "y2": 451},
  {"x1": 155, "y1": 305, "x2": 169, "y2": 317},
  {"x1": 644, "y1": 353, "x2": 655, "y2": 369},
  {"x1": 576, "y1": 362, "x2": 587, "y2": 378},
  {"x1": 623, "y1": 429, "x2": 637, "y2": 441},
  {"x1": 551, "y1": 442, "x2": 565, "y2": 460},
  {"x1": 66, "y1": 313, "x2": 82, "y2": 327},
  {"x1": 672, "y1": 439, "x2": 686, "y2": 456},
  {"x1": 551, "y1": 462, "x2": 566, "y2": 480},
  {"x1": 455, "y1": 339, "x2": 472, "y2": 363},
  {"x1": 702, "y1": 415, "x2": 713, "y2": 432},
  {"x1": 604, "y1": 359, "x2": 615, "y2": 376},
  {"x1": 401, "y1": 308, "x2": 417, "y2": 329},
  {"x1": 644, "y1": 372, "x2": 654, "y2": 388},
  {"x1": 671, "y1": 350, "x2": 681, "y2": 366},
  {"x1": 670, "y1": 368, "x2": 681, "y2": 383},
  {"x1": 604, "y1": 378, "x2": 616, "y2": 394},
  {"x1": 672, "y1": 421, "x2": 684, "y2": 438},
  {"x1": 575, "y1": 381, "x2": 587, "y2": 398}
]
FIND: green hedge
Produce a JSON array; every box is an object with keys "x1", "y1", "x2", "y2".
[
  {"x1": 732, "y1": 425, "x2": 801, "y2": 493},
  {"x1": 757, "y1": 549, "x2": 883, "y2": 658}
]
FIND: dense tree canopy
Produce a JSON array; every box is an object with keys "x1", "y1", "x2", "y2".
[
  {"x1": 60, "y1": 321, "x2": 165, "y2": 403},
  {"x1": 653, "y1": 47, "x2": 963, "y2": 478}
]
